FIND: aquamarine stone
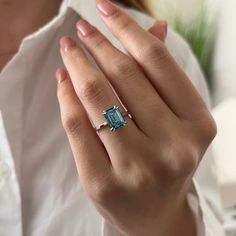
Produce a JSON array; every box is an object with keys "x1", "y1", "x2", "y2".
[{"x1": 104, "y1": 106, "x2": 126, "y2": 131}]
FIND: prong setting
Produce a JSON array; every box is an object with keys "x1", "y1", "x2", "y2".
[
  {"x1": 96, "y1": 106, "x2": 131, "y2": 132},
  {"x1": 103, "y1": 106, "x2": 126, "y2": 131}
]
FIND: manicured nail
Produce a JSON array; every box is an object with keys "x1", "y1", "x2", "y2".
[
  {"x1": 60, "y1": 36, "x2": 76, "y2": 52},
  {"x1": 76, "y1": 20, "x2": 96, "y2": 37},
  {"x1": 56, "y1": 68, "x2": 67, "y2": 84},
  {"x1": 157, "y1": 20, "x2": 168, "y2": 35},
  {"x1": 161, "y1": 21, "x2": 168, "y2": 35},
  {"x1": 97, "y1": 0, "x2": 118, "y2": 17}
]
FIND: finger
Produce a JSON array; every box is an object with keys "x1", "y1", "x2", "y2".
[
  {"x1": 148, "y1": 20, "x2": 167, "y2": 43},
  {"x1": 59, "y1": 37, "x2": 141, "y2": 167},
  {"x1": 56, "y1": 68, "x2": 111, "y2": 185},
  {"x1": 76, "y1": 19, "x2": 173, "y2": 133},
  {"x1": 96, "y1": 0, "x2": 207, "y2": 119}
]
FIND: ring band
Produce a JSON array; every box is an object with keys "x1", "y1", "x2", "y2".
[{"x1": 96, "y1": 106, "x2": 132, "y2": 132}]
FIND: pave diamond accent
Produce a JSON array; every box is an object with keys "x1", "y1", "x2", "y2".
[{"x1": 103, "y1": 106, "x2": 126, "y2": 131}]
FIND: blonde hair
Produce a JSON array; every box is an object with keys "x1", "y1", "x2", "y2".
[{"x1": 113, "y1": 0, "x2": 151, "y2": 15}]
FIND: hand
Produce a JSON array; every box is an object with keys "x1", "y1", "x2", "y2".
[{"x1": 56, "y1": 0, "x2": 216, "y2": 235}]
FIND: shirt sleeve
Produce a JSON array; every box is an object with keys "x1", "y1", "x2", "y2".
[{"x1": 188, "y1": 179, "x2": 226, "y2": 236}]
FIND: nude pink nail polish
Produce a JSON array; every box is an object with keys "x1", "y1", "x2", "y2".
[
  {"x1": 161, "y1": 21, "x2": 168, "y2": 35},
  {"x1": 56, "y1": 68, "x2": 67, "y2": 84},
  {"x1": 60, "y1": 36, "x2": 76, "y2": 52},
  {"x1": 76, "y1": 20, "x2": 96, "y2": 37},
  {"x1": 97, "y1": 0, "x2": 118, "y2": 17}
]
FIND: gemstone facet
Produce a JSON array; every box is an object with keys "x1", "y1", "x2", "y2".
[{"x1": 103, "y1": 106, "x2": 126, "y2": 131}]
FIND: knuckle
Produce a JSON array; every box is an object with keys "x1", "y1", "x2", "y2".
[
  {"x1": 176, "y1": 147, "x2": 198, "y2": 177},
  {"x1": 159, "y1": 143, "x2": 197, "y2": 180},
  {"x1": 202, "y1": 114, "x2": 217, "y2": 143},
  {"x1": 90, "y1": 181, "x2": 118, "y2": 204},
  {"x1": 114, "y1": 13, "x2": 132, "y2": 35},
  {"x1": 208, "y1": 119, "x2": 217, "y2": 141},
  {"x1": 195, "y1": 110, "x2": 218, "y2": 146},
  {"x1": 113, "y1": 57, "x2": 137, "y2": 78},
  {"x1": 138, "y1": 42, "x2": 169, "y2": 65},
  {"x1": 92, "y1": 36, "x2": 107, "y2": 51},
  {"x1": 79, "y1": 76, "x2": 104, "y2": 103},
  {"x1": 62, "y1": 114, "x2": 82, "y2": 135},
  {"x1": 131, "y1": 171, "x2": 155, "y2": 191}
]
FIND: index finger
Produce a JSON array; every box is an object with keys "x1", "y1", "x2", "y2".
[{"x1": 96, "y1": 0, "x2": 208, "y2": 120}]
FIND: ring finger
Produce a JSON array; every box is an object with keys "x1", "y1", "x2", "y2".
[{"x1": 59, "y1": 36, "x2": 142, "y2": 165}]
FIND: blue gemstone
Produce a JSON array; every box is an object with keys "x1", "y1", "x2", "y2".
[{"x1": 104, "y1": 106, "x2": 126, "y2": 131}]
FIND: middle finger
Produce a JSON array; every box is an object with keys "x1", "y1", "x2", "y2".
[
  {"x1": 96, "y1": 0, "x2": 208, "y2": 120},
  {"x1": 76, "y1": 19, "x2": 174, "y2": 133}
]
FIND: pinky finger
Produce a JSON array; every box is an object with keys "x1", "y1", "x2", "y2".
[
  {"x1": 148, "y1": 20, "x2": 168, "y2": 43},
  {"x1": 56, "y1": 68, "x2": 111, "y2": 188}
]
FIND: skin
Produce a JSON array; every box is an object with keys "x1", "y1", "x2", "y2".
[
  {"x1": 56, "y1": 0, "x2": 217, "y2": 236},
  {"x1": 0, "y1": 0, "x2": 179, "y2": 235},
  {"x1": 0, "y1": 0, "x2": 61, "y2": 71},
  {"x1": 0, "y1": 0, "x2": 165, "y2": 71}
]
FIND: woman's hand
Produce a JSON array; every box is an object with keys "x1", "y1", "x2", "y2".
[{"x1": 56, "y1": 0, "x2": 217, "y2": 235}]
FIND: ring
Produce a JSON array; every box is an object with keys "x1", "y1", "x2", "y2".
[{"x1": 96, "y1": 106, "x2": 132, "y2": 132}]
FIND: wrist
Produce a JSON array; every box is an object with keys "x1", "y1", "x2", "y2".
[
  {"x1": 166, "y1": 197, "x2": 197, "y2": 236},
  {"x1": 125, "y1": 196, "x2": 196, "y2": 236}
]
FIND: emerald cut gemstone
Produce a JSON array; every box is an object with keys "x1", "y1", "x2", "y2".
[{"x1": 103, "y1": 106, "x2": 126, "y2": 131}]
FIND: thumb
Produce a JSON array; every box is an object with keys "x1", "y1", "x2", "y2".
[{"x1": 148, "y1": 20, "x2": 168, "y2": 43}]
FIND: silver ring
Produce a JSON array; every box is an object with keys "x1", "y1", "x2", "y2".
[{"x1": 95, "y1": 106, "x2": 132, "y2": 132}]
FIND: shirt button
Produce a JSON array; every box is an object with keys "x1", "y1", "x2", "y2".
[{"x1": 0, "y1": 160, "x2": 11, "y2": 180}]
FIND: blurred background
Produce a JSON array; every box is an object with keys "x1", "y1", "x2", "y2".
[{"x1": 145, "y1": 0, "x2": 236, "y2": 235}]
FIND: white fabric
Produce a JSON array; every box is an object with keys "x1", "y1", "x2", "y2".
[
  {"x1": 212, "y1": 98, "x2": 236, "y2": 209},
  {"x1": 0, "y1": 0, "x2": 225, "y2": 235},
  {"x1": 212, "y1": 0, "x2": 236, "y2": 104}
]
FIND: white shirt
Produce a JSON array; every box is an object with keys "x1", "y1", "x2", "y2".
[
  {"x1": 212, "y1": 0, "x2": 236, "y2": 104},
  {"x1": 0, "y1": 0, "x2": 226, "y2": 235}
]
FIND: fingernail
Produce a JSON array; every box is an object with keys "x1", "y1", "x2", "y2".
[
  {"x1": 56, "y1": 68, "x2": 67, "y2": 84},
  {"x1": 76, "y1": 20, "x2": 96, "y2": 37},
  {"x1": 97, "y1": 0, "x2": 117, "y2": 17},
  {"x1": 160, "y1": 20, "x2": 168, "y2": 35},
  {"x1": 60, "y1": 36, "x2": 76, "y2": 52}
]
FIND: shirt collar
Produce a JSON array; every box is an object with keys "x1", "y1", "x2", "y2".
[
  {"x1": 59, "y1": 0, "x2": 123, "y2": 52},
  {"x1": 0, "y1": 0, "x2": 119, "y2": 76},
  {"x1": 23, "y1": 0, "x2": 106, "y2": 43}
]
